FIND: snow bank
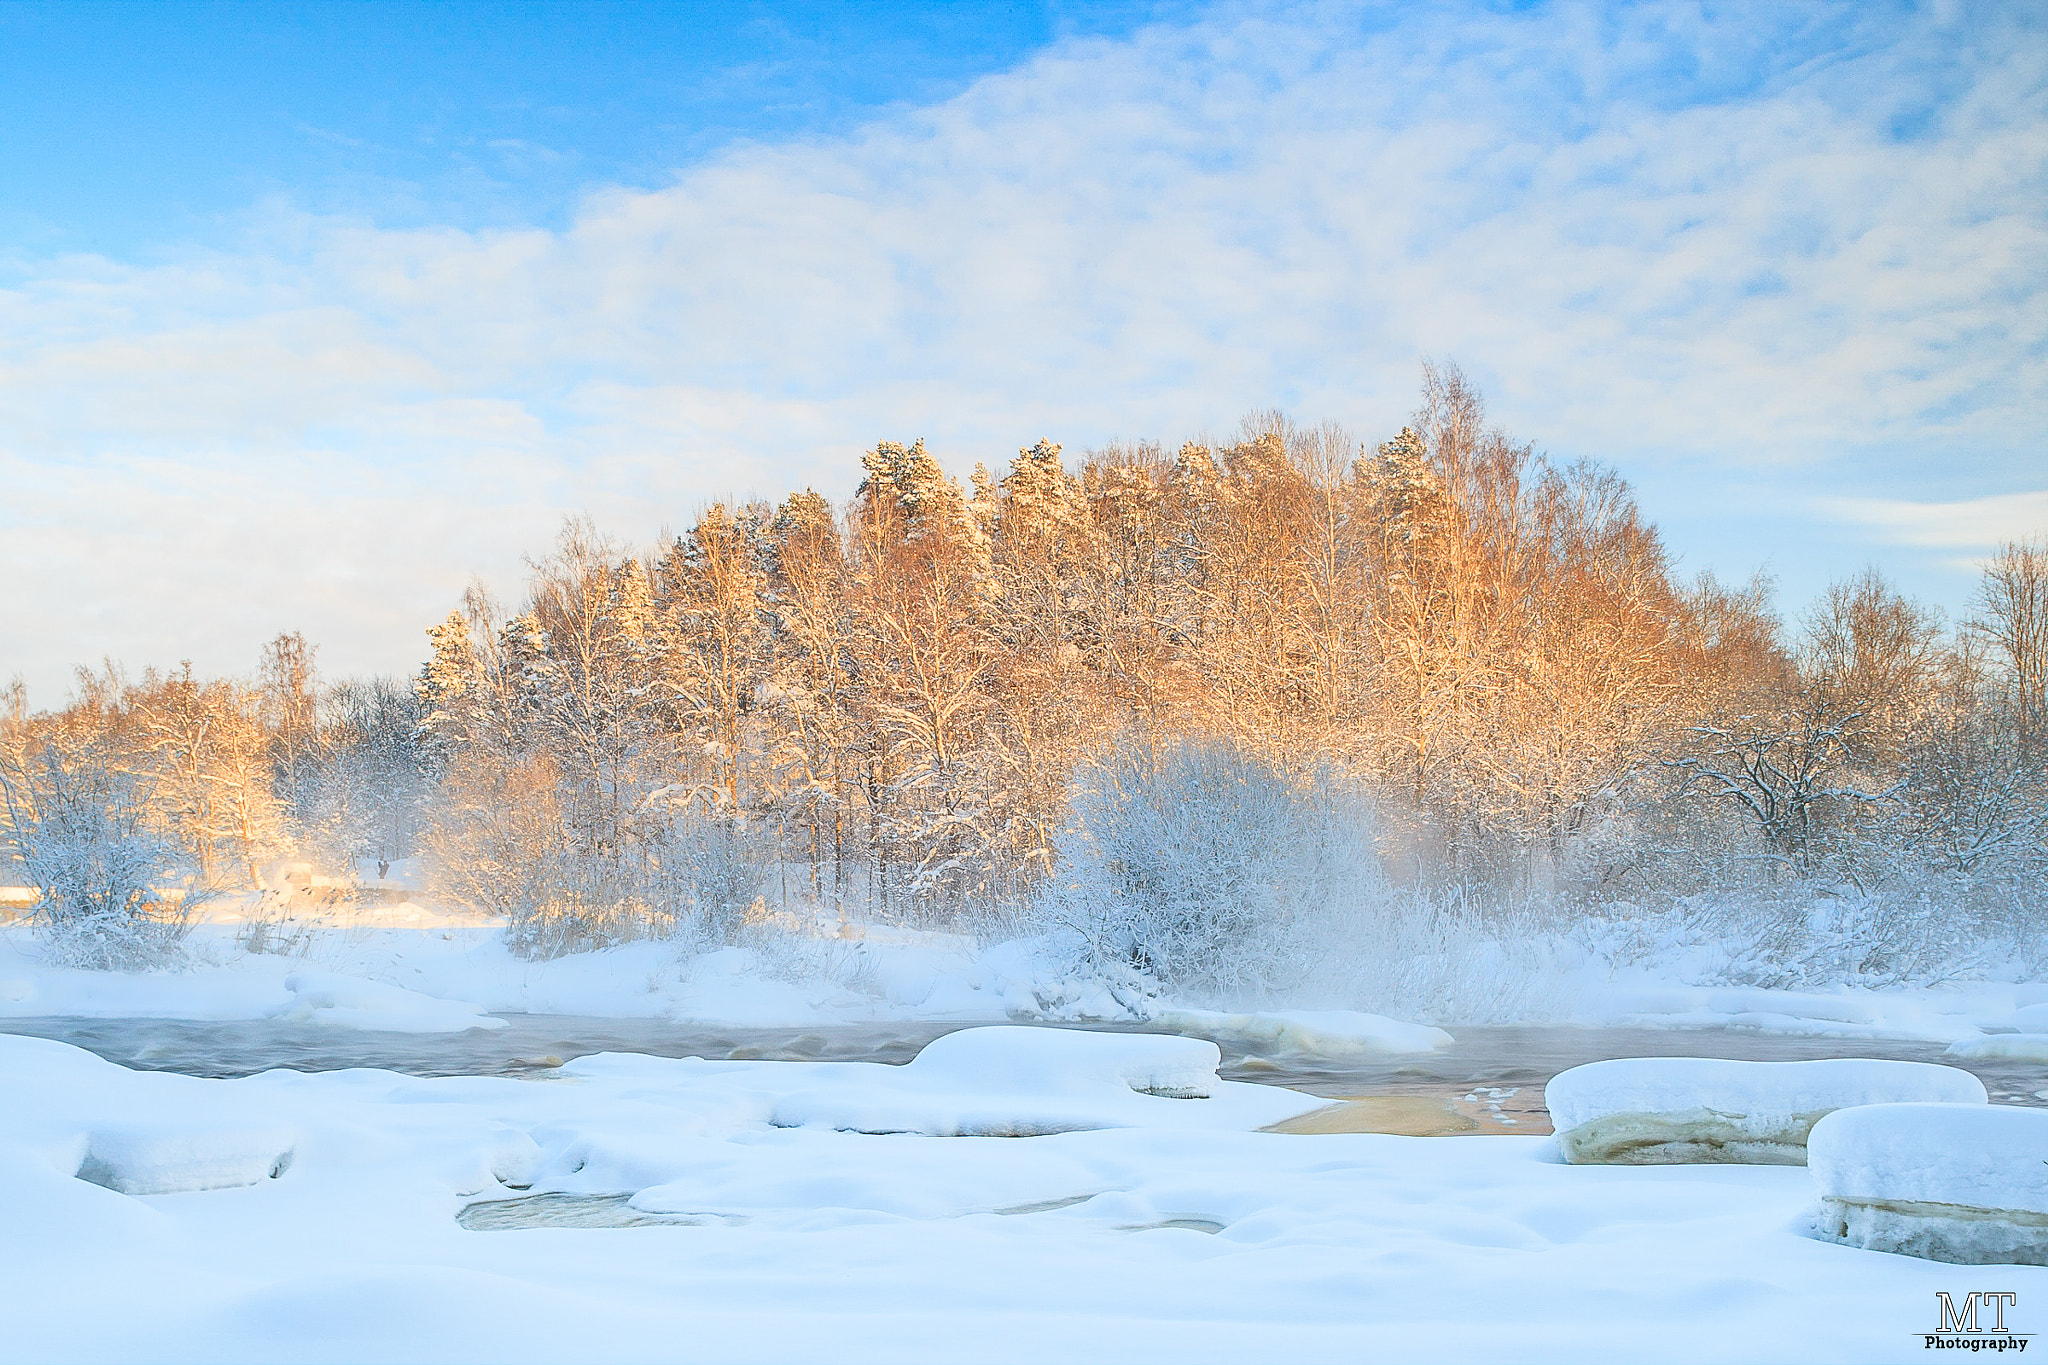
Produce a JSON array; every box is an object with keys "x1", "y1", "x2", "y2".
[
  {"x1": 765, "y1": 1026, "x2": 1323, "y2": 1136},
  {"x1": 1809, "y1": 1103, "x2": 2048, "y2": 1265},
  {"x1": 1548, "y1": 1057, "x2": 1986, "y2": 1165},
  {"x1": 76, "y1": 1123, "x2": 296, "y2": 1195},
  {"x1": 0, "y1": 956, "x2": 295, "y2": 1020},
  {"x1": 7, "y1": 1029, "x2": 2047, "y2": 1361},
  {"x1": 277, "y1": 972, "x2": 507, "y2": 1033},
  {"x1": 2013, "y1": 1002, "x2": 2048, "y2": 1032},
  {"x1": 4, "y1": 917, "x2": 2042, "y2": 1044},
  {"x1": 1589, "y1": 983, "x2": 1995, "y2": 1043},
  {"x1": 1150, "y1": 1008, "x2": 1453, "y2": 1058},
  {"x1": 1946, "y1": 1033, "x2": 2048, "y2": 1063}
]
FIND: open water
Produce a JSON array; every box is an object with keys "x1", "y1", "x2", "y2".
[{"x1": 4, "y1": 1014, "x2": 2043, "y2": 1134}]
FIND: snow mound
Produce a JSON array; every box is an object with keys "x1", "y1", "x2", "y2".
[
  {"x1": 2012, "y1": 1003, "x2": 2048, "y2": 1032},
  {"x1": 1547, "y1": 1057, "x2": 1985, "y2": 1165},
  {"x1": 276, "y1": 972, "x2": 507, "y2": 1033},
  {"x1": 912, "y1": 1025, "x2": 1221, "y2": 1098},
  {"x1": 1151, "y1": 1008, "x2": 1453, "y2": 1058},
  {"x1": 1809, "y1": 1103, "x2": 2048, "y2": 1265},
  {"x1": 1946, "y1": 1033, "x2": 2048, "y2": 1063},
  {"x1": 76, "y1": 1123, "x2": 297, "y2": 1196},
  {"x1": 766, "y1": 1026, "x2": 1322, "y2": 1136}
]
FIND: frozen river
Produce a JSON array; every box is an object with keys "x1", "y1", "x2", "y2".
[
  {"x1": 4, "y1": 1014, "x2": 2043, "y2": 1134},
  {"x1": 6, "y1": 1012, "x2": 2046, "y2": 1361}
]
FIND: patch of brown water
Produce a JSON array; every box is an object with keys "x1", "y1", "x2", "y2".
[
  {"x1": 1263, "y1": 1095, "x2": 1479, "y2": 1136},
  {"x1": 1264, "y1": 1087, "x2": 1556, "y2": 1136}
]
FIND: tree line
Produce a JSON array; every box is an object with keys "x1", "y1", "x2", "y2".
[{"x1": 4, "y1": 365, "x2": 2044, "y2": 968}]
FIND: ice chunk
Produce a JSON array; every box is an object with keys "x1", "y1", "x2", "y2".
[
  {"x1": 1946, "y1": 1033, "x2": 2048, "y2": 1063},
  {"x1": 908, "y1": 1025, "x2": 1220, "y2": 1098},
  {"x1": 1809, "y1": 1103, "x2": 2048, "y2": 1265},
  {"x1": 766, "y1": 1026, "x2": 1323, "y2": 1135},
  {"x1": 76, "y1": 1123, "x2": 297, "y2": 1195},
  {"x1": 1151, "y1": 1008, "x2": 1452, "y2": 1059},
  {"x1": 277, "y1": 972, "x2": 507, "y2": 1033},
  {"x1": 1547, "y1": 1057, "x2": 1985, "y2": 1165}
]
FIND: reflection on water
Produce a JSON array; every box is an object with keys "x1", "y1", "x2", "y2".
[
  {"x1": 1263, "y1": 1095, "x2": 1479, "y2": 1136},
  {"x1": 4, "y1": 1014, "x2": 2044, "y2": 1129}
]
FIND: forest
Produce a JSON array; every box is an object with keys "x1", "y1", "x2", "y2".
[{"x1": 5, "y1": 367, "x2": 2045, "y2": 1004}]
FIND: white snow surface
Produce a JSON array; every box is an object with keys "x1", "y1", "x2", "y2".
[
  {"x1": 77, "y1": 1122, "x2": 297, "y2": 1196},
  {"x1": 277, "y1": 971, "x2": 508, "y2": 1033},
  {"x1": 2, "y1": 915, "x2": 2046, "y2": 1057},
  {"x1": 2013, "y1": 1002, "x2": 2048, "y2": 1032},
  {"x1": 760, "y1": 1026, "x2": 1309, "y2": 1136},
  {"x1": 1584, "y1": 983, "x2": 2013, "y2": 1043},
  {"x1": 3, "y1": 1030, "x2": 2043, "y2": 1362},
  {"x1": 1809, "y1": 1103, "x2": 2048, "y2": 1216},
  {"x1": 1547, "y1": 1058, "x2": 1989, "y2": 1135}
]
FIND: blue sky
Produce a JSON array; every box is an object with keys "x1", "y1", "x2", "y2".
[
  {"x1": 0, "y1": 2, "x2": 1188, "y2": 252},
  {"x1": 1, "y1": 0, "x2": 2043, "y2": 700}
]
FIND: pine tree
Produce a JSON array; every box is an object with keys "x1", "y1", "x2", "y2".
[{"x1": 416, "y1": 612, "x2": 486, "y2": 762}]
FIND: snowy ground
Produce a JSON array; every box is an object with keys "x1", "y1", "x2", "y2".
[
  {"x1": 4, "y1": 905, "x2": 2047, "y2": 1052},
  {"x1": 8, "y1": 1025, "x2": 2044, "y2": 1364},
  {"x1": 5, "y1": 904, "x2": 2047, "y2": 1362}
]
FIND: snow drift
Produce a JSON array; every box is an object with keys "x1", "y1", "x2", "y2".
[
  {"x1": 1546, "y1": 1057, "x2": 1986, "y2": 1165},
  {"x1": 764, "y1": 1026, "x2": 1322, "y2": 1136},
  {"x1": 1809, "y1": 1103, "x2": 2048, "y2": 1266}
]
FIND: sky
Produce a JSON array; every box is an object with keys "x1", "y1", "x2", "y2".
[{"x1": 1, "y1": 0, "x2": 2043, "y2": 704}]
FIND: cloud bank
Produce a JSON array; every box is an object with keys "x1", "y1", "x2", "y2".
[{"x1": 3, "y1": 0, "x2": 2043, "y2": 698}]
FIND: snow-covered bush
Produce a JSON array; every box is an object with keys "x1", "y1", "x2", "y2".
[
  {"x1": 652, "y1": 815, "x2": 774, "y2": 952},
  {"x1": 0, "y1": 742, "x2": 200, "y2": 969},
  {"x1": 1037, "y1": 736, "x2": 1387, "y2": 1005},
  {"x1": 420, "y1": 752, "x2": 649, "y2": 958}
]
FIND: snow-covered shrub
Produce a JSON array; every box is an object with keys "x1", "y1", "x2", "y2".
[
  {"x1": 495, "y1": 844, "x2": 658, "y2": 960},
  {"x1": 1037, "y1": 736, "x2": 1387, "y2": 1005},
  {"x1": 0, "y1": 742, "x2": 200, "y2": 969},
  {"x1": 652, "y1": 815, "x2": 773, "y2": 952}
]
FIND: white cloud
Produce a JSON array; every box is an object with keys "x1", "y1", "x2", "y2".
[
  {"x1": 2, "y1": 0, "x2": 2043, "y2": 699},
  {"x1": 1818, "y1": 490, "x2": 2048, "y2": 549}
]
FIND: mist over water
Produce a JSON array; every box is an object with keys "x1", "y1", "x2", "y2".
[{"x1": 7, "y1": 1016, "x2": 2044, "y2": 1127}]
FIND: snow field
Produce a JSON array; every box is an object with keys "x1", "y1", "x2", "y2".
[
  {"x1": 6, "y1": 1030, "x2": 2044, "y2": 1363},
  {"x1": 1808, "y1": 1103, "x2": 2048, "y2": 1266},
  {"x1": 4, "y1": 921, "x2": 2047, "y2": 1052},
  {"x1": 1546, "y1": 1058, "x2": 1987, "y2": 1165}
]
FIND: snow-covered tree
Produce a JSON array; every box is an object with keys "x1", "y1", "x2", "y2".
[{"x1": 0, "y1": 739, "x2": 202, "y2": 968}]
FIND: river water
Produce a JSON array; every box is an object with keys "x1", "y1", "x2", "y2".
[{"x1": 5, "y1": 1015, "x2": 2043, "y2": 1135}]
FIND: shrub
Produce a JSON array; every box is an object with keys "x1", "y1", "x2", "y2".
[
  {"x1": 1039, "y1": 735, "x2": 1387, "y2": 1004},
  {"x1": 0, "y1": 743, "x2": 199, "y2": 970}
]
